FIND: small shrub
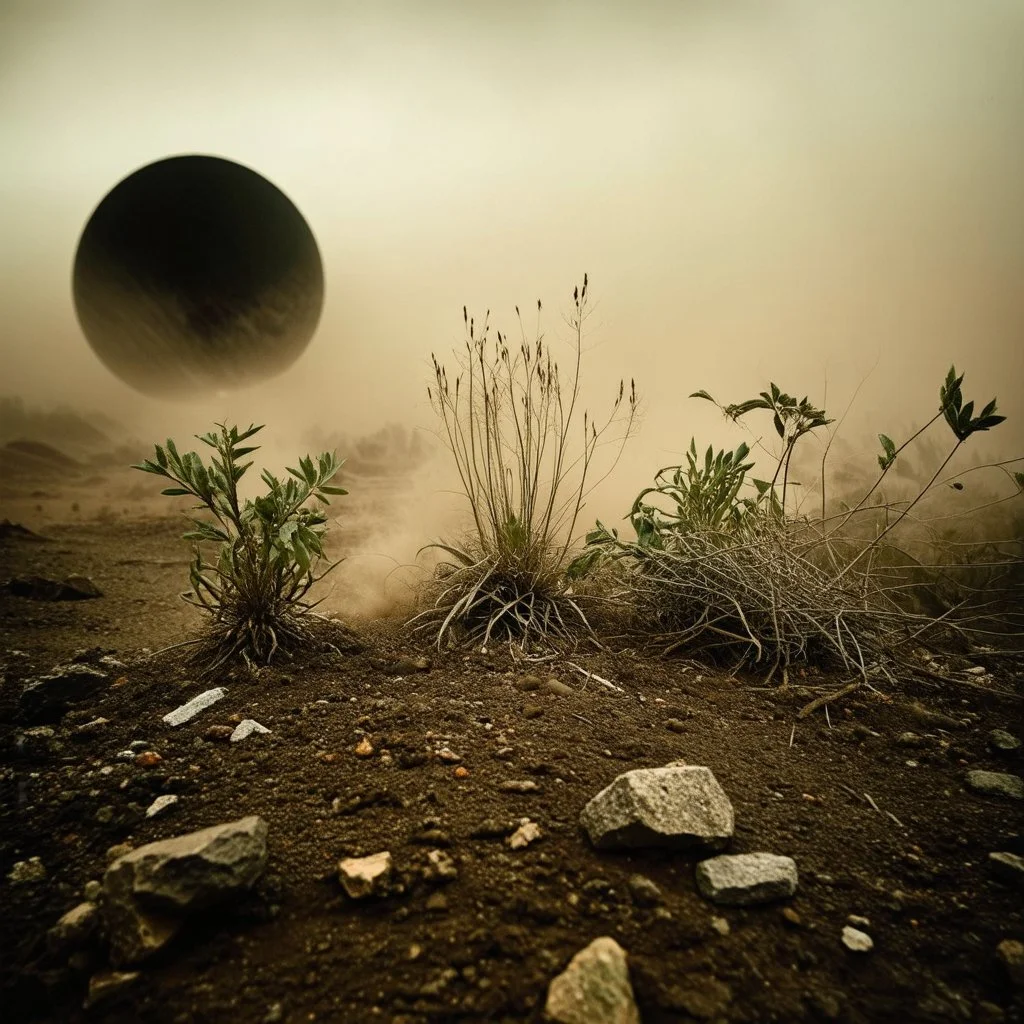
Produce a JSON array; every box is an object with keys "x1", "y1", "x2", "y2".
[
  {"x1": 412, "y1": 276, "x2": 638, "y2": 649},
  {"x1": 133, "y1": 422, "x2": 347, "y2": 671}
]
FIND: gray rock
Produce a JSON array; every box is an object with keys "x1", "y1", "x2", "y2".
[
  {"x1": 83, "y1": 970, "x2": 141, "y2": 1010},
  {"x1": 627, "y1": 874, "x2": 663, "y2": 907},
  {"x1": 842, "y1": 925, "x2": 874, "y2": 952},
  {"x1": 989, "y1": 729, "x2": 1022, "y2": 755},
  {"x1": 695, "y1": 852, "x2": 797, "y2": 906},
  {"x1": 47, "y1": 902, "x2": 99, "y2": 954},
  {"x1": 163, "y1": 688, "x2": 227, "y2": 727},
  {"x1": 965, "y1": 770, "x2": 1024, "y2": 801},
  {"x1": 545, "y1": 936, "x2": 640, "y2": 1024},
  {"x1": 338, "y1": 851, "x2": 393, "y2": 899},
  {"x1": 230, "y1": 719, "x2": 271, "y2": 742},
  {"x1": 500, "y1": 780, "x2": 541, "y2": 793},
  {"x1": 580, "y1": 765, "x2": 734, "y2": 851},
  {"x1": 989, "y1": 851, "x2": 1024, "y2": 889},
  {"x1": 18, "y1": 664, "x2": 107, "y2": 722},
  {"x1": 103, "y1": 816, "x2": 267, "y2": 965},
  {"x1": 7, "y1": 856, "x2": 46, "y2": 884}
]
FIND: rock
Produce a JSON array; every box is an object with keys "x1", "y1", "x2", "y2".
[
  {"x1": 989, "y1": 851, "x2": 1024, "y2": 889},
  {"x1": 145, "y1": 794, "x2": 179, "y2": 818},
  {"x1": 664, "y1": 719, "x2": 687, "y2": 734},
  {"x1": 135, "y1": 751, "x2": 163, "y2": 767},
  {"x1": 710, "y1": 916, "x2": 730, "y2": 936},
  {"x1": 437, "y1": 747, "x2": 461, "y2": 763},
  {"x1": 500, "y1": 779, "x2": 541, "y2": 793},
  {"x1": 18, "y1": 664, "x2": 108, "y2": 722},
  {"x1": 507, "y1": 821, "x2": 542, "y2": 849},
  {"x1": 338, "y1": 851, "x2": 393, "y2": 899},
  {"x1": 7, "y1": 856, "x2": 46, "y2": 884},
  {"x1": 83, "y1": 970, "x2": 141, "y2": 1010},
  {"x1": 965, "y1": 770, "x2": 1024, "y2": 801},
  {"x1": 847, "y1": 914, "x2": 871, "y2": 928},
  {"x1": 106, "y1": 843, "x2": 133, "y2": 863},
  {"x1": 12, "y1": 725, "x2": 60, "y2": 760},
  {"x1": 542, "y1": 679, "x2": 574, "y2": 696},
  {"x1": 997, "y1": 939, "x2": 1024, "y2": 987},
  {"x1": 841, "y1": 926, "x2": 874, "y2": 953},
  {"x1": 627, "y1": 874, "x2": 663, "y2": 907},
  {"x1": 896, "y1": 732, "x2": 926, "y2": 747},
  {"x1": 695, "y1": 853, "x2": 798, "y2": 906},
  {"x1": 470, "y1": 819, "x2": 515, "y2": 839},
  {"x1": 84, "y1": 880, "x2": 102, "y2": 901},
  {"x1": 103, "y1": 816, "x2": 268, "y2": 965},
  {"x1": 162, "y1": 687, "x2": 227, "y2": 727},
  {"x1": 580, "y1": 765, "x2": 734, "y2": 851},
  {"x1": 989, "y1": 729, "x2": 1021, "y2": 755},
  {"x1": 354, "y1": 737, "x2": 374, "y2": 757},
  {"x1": 515, "y1": 675, "x2": 543, "y2": 692},
  {"x1": 423, "y1": 849, "x2": 458, "y2": 883},
  {"x1": 545, "y1": 936, "x2": 640, "y2": 1024},
  {"x1": 3, "y1": 574, "x2": 102, "y2": 601},
  {"x1": 230, "y1": 719, "x2": 271, "y2": 742},
  {"x1": 47, "y1": 902, "x2": 99, "y2": 954},
  {"x1": 204, "y1": 725, "x2": 234, "y2": 742},
  {"x1": 72, "y1": 717, "x2": 110, "y2": 739}
]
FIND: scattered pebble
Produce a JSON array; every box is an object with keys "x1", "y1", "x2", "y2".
[
  {"x1": 146, "y1": 794, "x2": 179, "y2": 818},
  {"x1": 500, "y1": 780, "x2": 541, "y2": 794},
  {"x1": 354, "y1": 737, "x2": 374, "y2": 757},
  {"x1": 842, "y1": 925, "x2": 874, "y2": 953},
  {"x1": 7, "y1": 856, "x2": 46, "y2": 884},
  {"x1": 231, "y1": 719, "x2": 271, "y2": 742},
  {"x1": 965, "y1": 770, "x2": 1024, "y2": 801},
  {"x1": 507, "y1": 820, "x2": 542, "y2": 850},
  {"x1": 988, "y1": 851, "x2": 1024, "y2": 888},
  {"x1": 989, "y1": 729, "x2": 1022, "y2": 755},
  {"x1": 997, "y1": 939, "x2": 1024, "y2": 988},
  {"x1": 162, "y1": 687, "x2": 227, "y2": 727}
]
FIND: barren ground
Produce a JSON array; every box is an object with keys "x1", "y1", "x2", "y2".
[{"x1": 1, "y1": 456, "x2": 1023, "y2": 1024}]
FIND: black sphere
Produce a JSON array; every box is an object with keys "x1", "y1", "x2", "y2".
[{"x1": 73, "y1": 155, "x2": 324, "y2": 397}]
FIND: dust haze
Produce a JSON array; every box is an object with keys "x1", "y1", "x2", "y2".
[{"x1": 2, "y1": 1, "x2": 1022, "y2": 616}]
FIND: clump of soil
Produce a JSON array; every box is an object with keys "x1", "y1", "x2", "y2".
[{"x1": 1, "y1": 515, "x2": 1023, "y2": 1023}]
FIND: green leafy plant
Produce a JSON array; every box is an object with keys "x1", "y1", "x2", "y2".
[
  {"x1": 412, "y1": 276, "x2": 638, "y2": 649},
  {"x1": 133, "y1": 422, "x2": 347, "y2": 671}
]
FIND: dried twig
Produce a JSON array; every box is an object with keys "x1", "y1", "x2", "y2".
[
  {"x1": 565, "y1": 661, "x2": 624, "y2": 692},
  {"x1": 797, "y1": 681, "x2": 860, "y2": 720}
]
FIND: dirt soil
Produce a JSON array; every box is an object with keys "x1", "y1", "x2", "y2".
[{"x1": 2, "y1": 509, "x2": 1024, "y2": 1024}]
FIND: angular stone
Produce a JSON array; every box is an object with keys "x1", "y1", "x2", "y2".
[
  {"x1": 545, "y1": 936, "x2": 640, "y2": 1024},
  {"x1": 338, "y1": 851, "x2": 392, "y2": 899},
  {"x1": 231, "y1": 719, "x2": 271, "y2": 742},
  {"x1": 507, "y1": 821, "x2": 542, "y2": 850},
  {"x1": 18, "y1": 664, "x2": 108, "y2": 722},
  {"x1": 627, "y1": 874, "x2": 663, "y2": 907},
  {"x1": 7, "y1": 856, "x2": 46, "y2": 884},
  {"x1": 83, "y1": 970, "x2": 142, "y2": 1010},
  {"x1": 163, "y1": 688, "x2": 227, "y2": 727},
  {"x1": 580, "y1": 765, "x2": 733, "y2": 851},
  {"x1": 145, "y1": 794, "x2": 179, "y2": 818},
  {"x1": 966, "y1": 770, "x2": 1024, "y2": 801},
  {"x1": 12, "y1": 726, "x2": 60, "y2": 760},
  {"x1": 989, "y1": 851, "x2": 1024, "y2": 889},
  {"x1": 103, "y1": 816, "x2": 267, "y2": 965},
  {"x1": 695, "y1": 852, "x2": 797, "y2": 906},
  {"x1": 47, "y1": 902, "x2": 99, "y2": 954}
]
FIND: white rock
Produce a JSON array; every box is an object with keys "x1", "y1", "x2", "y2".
[
  {"x1": 338, "y1": 851, "x2": 392, "y2": 899},
  {"x1": 545, "y1": 936, "x2": 640, "y2": 1024},
  {"x1": 162, "y1": 688, "x2": 227, "y2": 727},
  {"x1": 580, "y1": 765, "x2": 734, "y2": 851},
  {"x1": 145, "y1": 794, "x2": 179, "y2": 818},
  {"x1": 507, "y1": 821, "x2": 543, "y2": 850},
  {"x1": 695, "y1": 852, "x2": 798, "y2": 905},
  {"x1": 230, "y1": 719, "x2": 271, "y2": 742},
  {"x1": 842, "y1": 925, "x2": 874, "y2": 952}
]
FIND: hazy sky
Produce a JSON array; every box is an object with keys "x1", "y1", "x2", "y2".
[{"x1": 2, "y1": 0, "x2": 1022, "y2": 494}]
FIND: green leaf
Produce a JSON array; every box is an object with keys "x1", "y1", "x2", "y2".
[{"x1": 689, "y1": 390, "x2": 716, "y2": 403}]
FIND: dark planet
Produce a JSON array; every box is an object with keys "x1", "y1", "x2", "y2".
[{"x1": 72, "y1": 155, "x2": 324, "y2": 397}]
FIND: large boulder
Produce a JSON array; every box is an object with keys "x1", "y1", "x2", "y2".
[
  {"x1": 545, "y1": 936, "x2": 640, "y2": 1024},
  {"x1": 18, "y1": 664, "x2": 108, "y2": 722},
  {"x1": 103, "y1": 816, "x2": 267, "y2": 965},
  {"x1": 580, "y1": 765, "x2": 734, "y2": 851},
  {"x1": 695, "y1": 852, "x2": 798, "y2": 906}
]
